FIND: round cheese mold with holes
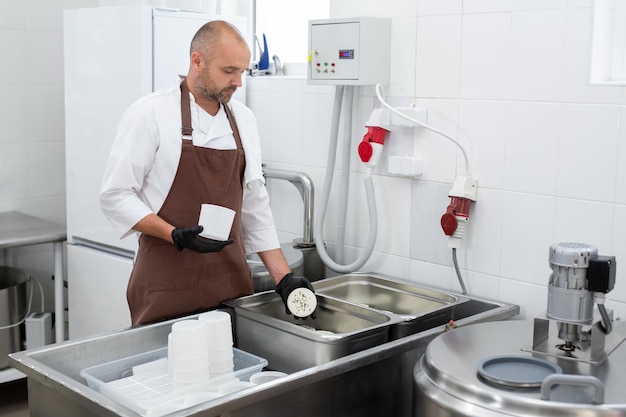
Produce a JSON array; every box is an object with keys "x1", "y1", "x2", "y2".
[{"x1": 286, "y1": 287, "x2": 317, "y2": 318}]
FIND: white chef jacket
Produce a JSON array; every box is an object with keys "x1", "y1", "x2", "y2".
[{"x1": 99, "y1": 82, "x2": 280, "y2": 255}]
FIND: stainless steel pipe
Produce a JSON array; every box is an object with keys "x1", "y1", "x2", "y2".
[{"x1": 263, "y1": 167, "x2": 315, "y2": 247}]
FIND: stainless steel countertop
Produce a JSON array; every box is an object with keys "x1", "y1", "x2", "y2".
[
  {"x1": 8, "y1": 292, "x2": 519, "y2": 417},
  {"x1": 0, "y1": 210, "x2": 67, "y2": 344},
  {"x1": 0, "y1": 211, "x2": 66, "y2": 248}
]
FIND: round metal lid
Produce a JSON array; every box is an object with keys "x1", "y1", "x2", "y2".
[{"x1": 477, "y1": 355, "x2": 562, "y2": 388}]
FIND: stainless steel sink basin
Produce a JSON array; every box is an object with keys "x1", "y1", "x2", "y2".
[
  {"x1": 314, "y1": 273, "x2": 471, "y2": 339},
  {"x1": 223, "y1": 292, "x2": 400, "y2": 373},
  {"x1": 223, "y1": 273, "x2": 478, "y2": 372}
]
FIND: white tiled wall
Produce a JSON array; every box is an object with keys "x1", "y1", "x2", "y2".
[
  {"x1": 0, "y1": 0, "x2": 93, "y2": 313},
  {"x1": 0, "y1": 1, "x2": 68, "y2": 223},
  {"x1": 253, "y1": 0, "x2": 626, "y2": 320},
  {"x1": 2, "y1": 0, "x2": 626, "y2": 321}
]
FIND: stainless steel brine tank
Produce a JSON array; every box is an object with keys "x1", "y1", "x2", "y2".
[
  {"x1": 413, "y1": 320, "x2": 626, "y2": 417},
  {"x1": 0, "y1": 266, "x2": 29, "y2": 370}
]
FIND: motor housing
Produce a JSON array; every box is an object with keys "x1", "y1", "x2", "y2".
[{"x1": 547, "y1": 242, "x2": 616, "y2": 344}]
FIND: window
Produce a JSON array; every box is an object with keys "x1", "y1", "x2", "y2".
[
  {"x1": 254, "y1": 0, "x2": 329, "y2": 65},
  {"x1": 590, "y1": 0, "x2": 626, "y2": 85}
]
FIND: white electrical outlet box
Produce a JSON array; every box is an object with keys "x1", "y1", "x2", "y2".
[
  {"x1": 391, "y1": 107, "x2": 428, "y2": 127},
  {"x1": 387, "y1": 156, "x2": 424, "y2": 177},
  {"x1": 308, "y1": 17, "x2": 391, "y2": 85},
  {"x1": 25, "y1": 312, "x2": 53, "y2": 349}
]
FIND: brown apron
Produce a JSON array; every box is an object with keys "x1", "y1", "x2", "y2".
[{"x1": 127, "y1": 79, "x2": 253, "y2": 325}]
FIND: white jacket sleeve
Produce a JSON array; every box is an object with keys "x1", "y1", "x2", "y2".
[
  {"x1": 99, "y1": 99, "x2": 162, "y2": 238},
  {"x1": 241, "y1": 179, "x2": 281, "y2": 255}
]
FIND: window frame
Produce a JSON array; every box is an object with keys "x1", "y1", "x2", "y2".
[{"x1": 589, "y1": 0, "x2": 626, "y2": 85}]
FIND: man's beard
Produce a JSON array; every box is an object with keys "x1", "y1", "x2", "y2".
[{"x1": 195, "y1": 71, "x2": 236, "y2": 104}]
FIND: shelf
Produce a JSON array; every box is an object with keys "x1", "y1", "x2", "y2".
[{"x1": 0, "y1": 367, "x2": 26, "y2": 384}]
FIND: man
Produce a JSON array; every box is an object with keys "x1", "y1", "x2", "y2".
[{"x1": 100, "y1": 20, "x2": 314, "y2": 325}]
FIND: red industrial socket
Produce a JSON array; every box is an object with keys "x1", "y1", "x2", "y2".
[{"x1": 441, "y1": 196, "x2": 473, "y2": 236}]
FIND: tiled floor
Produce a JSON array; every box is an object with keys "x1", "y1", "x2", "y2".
[{"x1": 0, "y1": 378, "x2": 29, "y2": 417}]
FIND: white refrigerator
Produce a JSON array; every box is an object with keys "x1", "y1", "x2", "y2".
[{"x1": 64, "y1": 5, "x2": 247, "y2": 339}]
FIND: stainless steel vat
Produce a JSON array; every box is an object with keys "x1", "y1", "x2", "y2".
[
  {"x1": 0, "y1": 266, "x2": 28, "y2": 370},
  {"x1": 224, "y1": 291, "x2": 400, "y2": 372},
  {"x1": 313, "y1": 273, "x2": 471, "y2": 339},
  {"x1": 414, "y1": 320, "x2": 626, "y2": 417},
  {"x1": 9, "y1": 283, "x2": 519, "y2": 417}
]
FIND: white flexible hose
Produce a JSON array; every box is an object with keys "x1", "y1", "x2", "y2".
[
  {"x1": 335, "y1": 85, "x2": 355, "y2": 263},
  {"x1": 374, "y1": 84, "x2": 471, "y2": 176},
  {"x1": 375, "y1": 84, "x2": 476, "y2": 295},
  {"x1": 315, "y1": 86, "x2": 379, "y2": 273},
  {"x1": 374, "y1": 84, "x2": 475, "y2": 294}
]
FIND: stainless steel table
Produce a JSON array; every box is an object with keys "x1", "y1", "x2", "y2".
[
  {"x1": 9, "y1": 296, "x2": 520, "y2": 417},
  {"x1": 0, "y1": 211, "x2": 66, "y2": 343}
]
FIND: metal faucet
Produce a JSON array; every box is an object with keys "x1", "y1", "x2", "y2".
[
  {"x1": 262, "y1": 167, "x2": 315, "y2": 248},
  {"x1": 272, "y1": 54, "x2": 283, "y2": 76}
]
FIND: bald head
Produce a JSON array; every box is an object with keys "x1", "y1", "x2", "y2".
[
  {"x1": 190, "y1": 20, "x2": 248, "y2": 59},
  {"x1": 186, "y1": 20, "x2": 250, "y2": 114}
]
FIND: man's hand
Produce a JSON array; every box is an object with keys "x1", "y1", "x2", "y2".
[{"x1": 171, "y1": 226, "x2": 233, "y2": 253}]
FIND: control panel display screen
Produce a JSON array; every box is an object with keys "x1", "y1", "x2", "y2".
[{"x1": 338, "y1": 49, "x2": 354, "y2": 59}]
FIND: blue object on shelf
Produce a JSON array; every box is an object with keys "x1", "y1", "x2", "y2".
[{"x1": 258, "y1": 34, "x2": 269, "y2": 70}]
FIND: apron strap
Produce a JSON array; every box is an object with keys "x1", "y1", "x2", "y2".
[
  {"x1": 180, "y1": 78, "x2": 242, "y2": 149},
  {"x1": 223, "y1": 104, "x2": 244, "y2": 150},
  {"x1": 180, "y1": 78, "x2": 193, "y2": 139}
]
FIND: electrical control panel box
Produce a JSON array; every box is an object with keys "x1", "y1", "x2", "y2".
[{"x1": 308, "y1": 17, "x2": 390, "y2": 85}]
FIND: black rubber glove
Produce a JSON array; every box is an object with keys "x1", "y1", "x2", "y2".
[
  {"x1": 171, "y1": 226, "x2": 233, "y2": 253},
  {"x1": 275, "y1": 272, "x2": 316, "y2": 319}
]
